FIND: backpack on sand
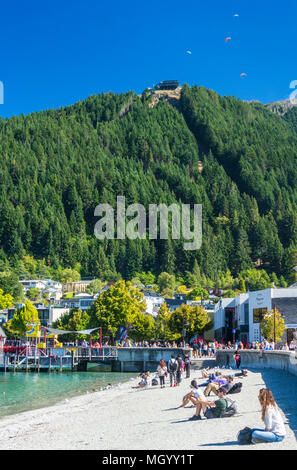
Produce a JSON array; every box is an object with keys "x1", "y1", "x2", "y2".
[
  {"x1": 220, "y1": 398, "x2": 238, "y2": 418},
  {"x1": 237, "y1": 427, "x2": 253, "y2": 444},
  {"x1": 228, "y1": 382, "x2": 242, "y2": 394},
  {"x1": 152, "y1": 378, "x2": 158, "y2": 386}
]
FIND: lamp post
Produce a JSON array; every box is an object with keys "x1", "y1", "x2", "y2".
[{"x1": 273, "y1": 305, "x2": 276, "y2": 348}]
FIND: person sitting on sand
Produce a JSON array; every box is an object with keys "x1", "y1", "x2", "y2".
[
  {"x1": 189, "y1": 387, "x2": 228, "y2": 420},
  {"x1": 179, "y1": 380, "x2": 206, "y2": 410},
  {"x1": 132, "y1": 372, "x2": 150, "y2": 389},
  {"x1": 250, "y1": 388, "x2": 286, "y2": 444}
]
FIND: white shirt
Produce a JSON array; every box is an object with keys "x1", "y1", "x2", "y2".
[
  {"x1": 264, "y1": 405, "x2": 286, "y2": 436},
  {"x1": 192, "y1": 387, "x2": 206, "y2": 400}
]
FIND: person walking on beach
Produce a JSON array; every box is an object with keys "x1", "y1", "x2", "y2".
[
  {"x1": 234, "y1": 352, "x2": 241, "y2": 369},
  {"x1": 184, "y1": 354, "x2": 191, "y2": 378},
  {"x1": 157, "y1": 359, "x2": 167, "y2": 388},
  {"x1": 250, "y1": 389, "x2": 286, "y2": 444},
  {"x1": 168, "y1": 355, "x2": 178, "y2": 387},
  {"x1": 176, "y1": 355, "x2": 183, "y2": 386}
]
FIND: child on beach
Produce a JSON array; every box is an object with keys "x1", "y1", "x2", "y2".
[{"x1": 250, "y1": 388, "x2": 286, "y2": 444}]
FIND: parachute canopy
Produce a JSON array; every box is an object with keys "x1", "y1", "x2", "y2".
[
  {"x1": 225, "y1": 37, "x2": 231, "y2": 42},
  {"x1": 240, "y1": 73, "x2": 247, "y2": 77}
]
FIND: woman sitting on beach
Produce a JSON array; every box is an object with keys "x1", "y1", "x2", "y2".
[
  {"x1": 132, "y1": 372, "x2": 150, "y2": 389},
  {"x1": 157, "y1": 360, "x2": 167, "y2": 388},
  {"x1": 250, "y1": 388, "x2": 286, "y2": 444}
]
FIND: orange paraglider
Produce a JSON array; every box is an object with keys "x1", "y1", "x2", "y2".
[
  {"x1": 240, "y1": 73, "x2": 247, "y2": 77},
  {"x1": 225, "y1": 37, "x2": 232, "y2": 43}
]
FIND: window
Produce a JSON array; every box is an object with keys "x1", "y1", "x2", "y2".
[
  {"x1": 253, "y1": 308, "x2": 267, "y2": 323},
  {"x1": 244, "y1": 303, "x2": 249, "y2": 325}
]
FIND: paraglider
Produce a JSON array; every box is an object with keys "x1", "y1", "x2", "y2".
[
  {"x1": 240, "y1": 73, "x2": 247, "y2": 77},
  {"x1": 234, "y1": 14, "x2": 239, "y2": 17},
  {"x1": 225, "y1": 37, "x2": 231, "y2": 43},
  {"x1": 186, "y1": 50, "x2": 192, "y2": 55}
]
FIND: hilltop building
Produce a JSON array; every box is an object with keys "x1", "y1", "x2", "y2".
[{"x1": 155, "y1": 80, "x2": 179, "y2": 91}]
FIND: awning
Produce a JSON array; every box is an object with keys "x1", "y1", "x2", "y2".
[{"x1": 44, "y1": 327, "x2": 100, "y2": 335}]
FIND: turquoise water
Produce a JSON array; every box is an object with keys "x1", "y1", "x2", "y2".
[{"x1": 0, "y1": 372, "x2": 137, "y2": 419}]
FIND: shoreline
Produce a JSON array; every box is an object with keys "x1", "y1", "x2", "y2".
[
  {"x1": 0, "y1": 368, "x2": 296, "y2": 450},
  {"x1": 0, "y1": 371, "x2": 138, "y2": 421}
]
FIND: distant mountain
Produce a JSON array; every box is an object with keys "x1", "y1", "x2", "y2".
[{"x1": 0, "y1": 85, "x2": 296, "y2": 282}]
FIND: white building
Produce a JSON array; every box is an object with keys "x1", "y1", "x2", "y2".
[
  {"x1": 20, "y1": 279, "x2": 47, "y2": 291},
  {"x1": 20, "y1": 279, "x2": 63, "y2": 301},
  {"x1": 214, "y1": 288, "x2": 297, "y2": 344},
  {"x1": 141, "y1": 291, "x2": 165, "y2": 317}
]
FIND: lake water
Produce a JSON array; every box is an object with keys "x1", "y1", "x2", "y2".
[{"x1": 0, "y1": 371, "x2": 137, "y2": 419}]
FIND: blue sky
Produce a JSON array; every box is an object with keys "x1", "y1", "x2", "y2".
[{"x1": 0, "y1": 0, "x2": 296, "y2": 117}]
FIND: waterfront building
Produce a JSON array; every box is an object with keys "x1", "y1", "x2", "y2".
[{"x1": 214, "y1": 287, "x2": 297, "y2": 344}]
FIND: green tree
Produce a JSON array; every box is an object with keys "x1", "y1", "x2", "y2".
[
  {"x1": 157, "y1": 272, "x2": 176, "y2": 293},
  {"x1": 26, "y1": 287, "x2": 40, "y2": 300},
  {"x1": 59, "y1": 269, "x2": 81, "y2": 283},
  {"x1": 186, "y1": 287, "x2": 209, "y2": 301},
  {"x1": 88, "y1": 280, "x2": 146, "y2": 340},
  {"x1": 155, "y1": 303, "x2": 172, "y2": 340},
  {"x1": 260, "y1": 308, "x2": 286, "y2": 344},
  {"x1": 167, "y1": 304, "x2": 211, "y2": 341},
  {"x1": 0, "y1": 289, "x2": 14, "y2": 310},
  {"x1": 4, "y1": 300, "x2": 40, "y2": 338}
]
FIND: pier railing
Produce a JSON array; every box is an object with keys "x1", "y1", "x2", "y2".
[{"x1": 0, "y1": 346, "x2": 119, "y2": 371}]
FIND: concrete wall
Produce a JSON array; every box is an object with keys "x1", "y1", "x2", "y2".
[
  {"x1": 116, "y1": 347, "x2": 192, "y2": 373},
  {"x1": 216, "y1": 349, "x2": 297, "y2": 377}
]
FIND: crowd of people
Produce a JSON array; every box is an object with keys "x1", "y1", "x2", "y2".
[
  {"x1": 76, "y1": 337, "x2": 295, "y2": 352},
  {"x1": 132, "y1": 356, "x2": 286, "y2": 446}
]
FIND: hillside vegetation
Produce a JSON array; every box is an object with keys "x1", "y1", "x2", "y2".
[{"x1": 0, "y1": 85, "x2": 297, "y2": 284}]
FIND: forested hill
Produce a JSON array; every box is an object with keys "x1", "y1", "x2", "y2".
[{"x1": 0, "y1": 84, "x2": 297, "y2": 284}]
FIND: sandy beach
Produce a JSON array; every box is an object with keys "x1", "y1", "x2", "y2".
[{"x1": 0, "y1": 366, "x2": 296, "y2": 450}]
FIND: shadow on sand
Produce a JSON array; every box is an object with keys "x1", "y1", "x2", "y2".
[
  {"x1": 260, "y1": 369, "x2": 297, "y2": 440},
  {"x1": 199, "y1": 440, "x2": 239, "y2": 447}
]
